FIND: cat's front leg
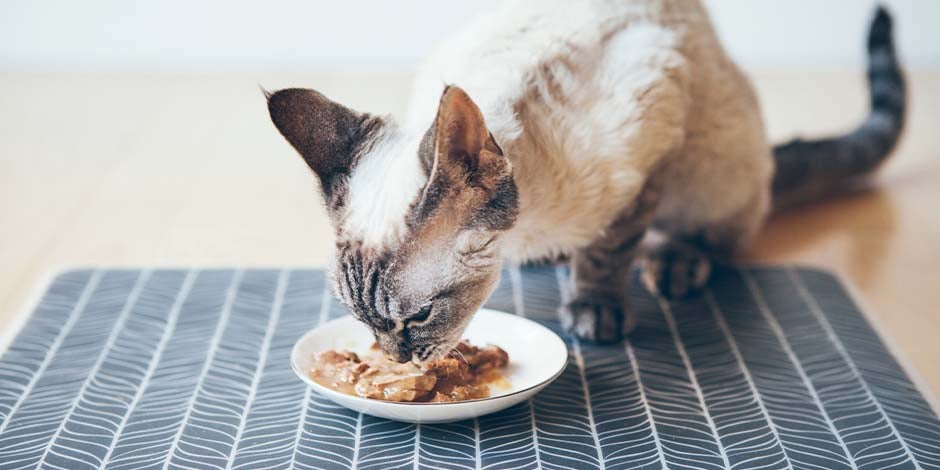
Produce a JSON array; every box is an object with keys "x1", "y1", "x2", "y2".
[{"x1": 560, "y1": 188, "x2": 659, "y2": 343}]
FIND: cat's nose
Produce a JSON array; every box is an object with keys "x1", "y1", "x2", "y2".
[
  {"x1": 377, "y1": 337, "x2": 412, "y2": 363},
  {"x1": 390, "y1": 345, "x2": 412, "y2": 363},
  {"x1": 373, "y1": 332, "x2": 414, "y2": 362}
]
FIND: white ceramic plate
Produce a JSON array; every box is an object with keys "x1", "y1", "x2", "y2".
[{"x1": 290, "y1": 308, "x2": 568, "y2": 423}]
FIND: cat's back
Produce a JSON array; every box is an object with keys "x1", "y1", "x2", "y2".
[
  {"x1": 407, "y1": 0, "x2": 739, "y2": 260},
  {"x1": 406, "y1": 0, "x2": 711, "y2": 138}
]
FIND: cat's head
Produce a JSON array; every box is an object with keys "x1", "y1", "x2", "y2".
[{"x1": 268, "y1": 86, "x2": 517, "y2": 362}]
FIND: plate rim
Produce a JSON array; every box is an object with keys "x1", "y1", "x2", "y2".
[{"x1": 290, "y1": 308, "x2": 569, "y2": 408}]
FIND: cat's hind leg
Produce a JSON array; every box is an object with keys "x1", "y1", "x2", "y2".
[
  {"x1": 641, "y1": 236, "x2": 714, "y2": 299},
  {"x1": 643, "y1": 182, "x2": 770, "y2": 298},
  {"x1": 642, "y1": 66, "x2": 774, "y2": 299}
]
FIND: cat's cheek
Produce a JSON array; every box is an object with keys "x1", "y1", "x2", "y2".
[
  {"x1": 455, "y1": 232, "x2": 502, "y2": 269},
  {"x1": 458, "y1": 253, "x2": 499, "y2": 270}
]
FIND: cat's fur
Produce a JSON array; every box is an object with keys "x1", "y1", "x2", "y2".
[{"x1": 267, "y1": 1, "x2": 905, "y2": 360}]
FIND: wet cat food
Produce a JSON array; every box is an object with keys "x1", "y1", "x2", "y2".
[{"x1": 310, "y1": 341, "x2": 509, "y2": 402}]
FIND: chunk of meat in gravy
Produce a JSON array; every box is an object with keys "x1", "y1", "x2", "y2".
[
  {"x1": 355, "y1": 361, "x2": 438, "y2": 401},
  {"x1": 458, "y1": 342, "x2": 509, "y2": 374},
  {"x1": 309, "y1": 350, "x2": 368, "y2": 391},
  {"x1": 309, "y1": 341, "x2": 509, "y2": 403},
  {"x1": 364, "y1": 373, "x2": 437, "y2": 402}
]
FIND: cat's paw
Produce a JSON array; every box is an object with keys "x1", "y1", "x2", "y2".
[
  {"x1": 641, "y1": 243, "x2": 712, "y2": 299},
  {"x1": 560, "y1": 297, "x2": 636, "y2": 343}
]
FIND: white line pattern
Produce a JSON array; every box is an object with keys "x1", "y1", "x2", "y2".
[
  {"x1": 625, "y1": 340, "x2": 667, "y2": 469},
  {"x1": 708, "y1": 270, "x2": 858, "y2": 469},
  {"x1": 549, "y1": 266, "x2": 665, "y2": 469},
  {"x1": 225, "y1": 269, "x2": 289, "y2": 469},
  {"x1": 786, "y1": 268, "x2": 928, "y2": 469},
  {"x1": 161, "y1": 269, "x2": 245, "y2": 469},
  {"x1": 629, "y1": 285, "x2": 728, "y2": 469},
  {"x1": 554, "y1": 267, "x2": 606, "y2": 470},
  {"x1": 0, "y1": 269, "x2": 120, "y2": 468},
  {"x1": 100, "y1": 270, "x2": 198, "y2": 469},
  {"x1": 0, "y1": 270, "x2": 102, "y2": 436},
  {"x1": 289, "y1": 277, "x2": 335, "y2": 470},
  {"x1": 0, "y1": 266, "x2": 938, "y2": 470},
  {"x1": 740, "y1": 270, "x2": 862, "y2": 468},
  {"x1": 474, "y1": 418, "x2": 482, "y2": 470},
  {"x1": 704, "y1": 289, "x2": 798, "y2": 470},
  {"x1": 669, "y1": 286, "x2": 796, "y2": 469},
  {"x1": 169, "y1": 270, "x2": 285, "y2": 469},
  {"x1": 658, "y1": 298, "x2": 732, "y2": 470},
  {"x1": 104, "y1": 270, "x2": 239, "y2": 469},
  {"x1": 509, "y1": 267, "x2": 546, "y2": 470},
  {"x1": 37, "y1": 269, "x2": 152, "y2": 469},
  {"x1": 791, "y1": 268, "x2": 940, "y2": 468},
  {"x1": 295, "y1": 291, "x2": 363, "y2": 469}
]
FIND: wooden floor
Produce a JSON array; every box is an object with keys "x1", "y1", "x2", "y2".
[{"x1": 1, "y1": 69, "x2": 938, "y2": 400}]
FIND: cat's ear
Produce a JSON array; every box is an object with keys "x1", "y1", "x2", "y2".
[
  {"x1": 414, "y1": 86, "x2": 517, "y2": 230},
  {"x1": 267, "y1": 88, "x2": 381, "y2": 206},
  {"x1": 429, "y1": 86, "x2": 509, "y2": 191}
]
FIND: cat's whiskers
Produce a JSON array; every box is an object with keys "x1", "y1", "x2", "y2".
[{"x1": 450, "y1": 347, "x2": 469, "y2": 367}]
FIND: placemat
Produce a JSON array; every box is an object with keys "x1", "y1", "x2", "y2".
[{"x1": 1, "y1": 266, "x2": 938, "y2": 470}]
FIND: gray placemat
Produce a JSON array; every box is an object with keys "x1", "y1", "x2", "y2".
[{"x1": 0, "y1": 266, "x2": 938, "y2": 470}]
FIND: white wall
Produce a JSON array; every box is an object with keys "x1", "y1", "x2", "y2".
[{"x1": 1, "y1": 0, "x2": 937, "y2": 71}]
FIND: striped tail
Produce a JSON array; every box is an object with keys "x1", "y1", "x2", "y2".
[{"x1": 771, "y1": 6, "x2": 906, "y2": 210}]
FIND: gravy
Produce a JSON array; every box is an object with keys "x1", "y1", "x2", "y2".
[{"x1": 310, "y1": 341, "x2": 509, "y2": 402}]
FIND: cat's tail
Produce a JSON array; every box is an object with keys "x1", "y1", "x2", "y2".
[{"x1": 771, "y1": 6, "x2": 906, "y2": 210}]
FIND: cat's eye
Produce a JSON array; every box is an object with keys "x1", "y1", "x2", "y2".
[{"x1": 406, "y1": 304, "x2": 433, "y2": 325}]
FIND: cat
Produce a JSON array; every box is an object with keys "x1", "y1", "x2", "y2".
[{"x1": 266, "y1": 1, "x2": 905, "y2": 362}]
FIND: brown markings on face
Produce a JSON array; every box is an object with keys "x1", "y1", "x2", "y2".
[
  {"x1": 410, "y1": 86, "x2": 518, "y2": 235},
  {"x1": 331, "y1": 228, "x2": 503, "y2": 363},
  {"x1": 269, "y1": 85, "x2": 518, "y2": 362},
  {"x1": 360, "y1": 86, "x2": 518, "y2": 361}
]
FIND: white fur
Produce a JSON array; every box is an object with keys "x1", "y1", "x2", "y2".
[
  {"x1": 342, "y1": 127, "x2": 426, "y2": 248},
  {"x1": 418, "y1": 0, "x2": 772, "y2": 260},
  {"x1": 364, "y1": 0, "x2": 774, "y2": 259}
]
